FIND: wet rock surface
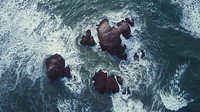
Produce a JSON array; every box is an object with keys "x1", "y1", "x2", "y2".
[
  {"x1": 92, "y1": 70, "x2": 123, "y2": 94},
  {"x1": 45, "y1": 54, "x2": 71, "y2": 80}
]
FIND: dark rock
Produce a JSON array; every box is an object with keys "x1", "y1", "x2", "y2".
[
  {"x1": 134, "y1": 53, "x2": 139, "y2": 61},
  {"x1": 125, "y1": 18, "x2": 134, "y2": 27},
  {"x1": 116, "y1": 76, "x2": 123, "y2": 85},
  {"x1": 117, "y1": 20, "x2": 131, "y2": 39},
  {"x1": 45, "y1": 54, "x2": 71, "y2": 80},
  {"x1": 107, "y1": 75, "x2": 120, "y2": 94},
  {"x1": 97, "y1": 19, "x2": 130, "y2": 59},
  {"x1": 63, "y1": 66, "x2": 72, "y2": 78},
  {"x1": 92, "y1": 70, "x2": 123, "y2": 94},
  {"x1": 80, "y1": 30, "x2": 95, "y2": 46},
  {"x1": 141, "y1": 50, "x2": 145, "y2": 59},
  {"x1": 122, "y1": 87, "x2": 131, "y2": 95},
  {"x1": 92, "y1": 70, "x2": 108, "y2": 94}
]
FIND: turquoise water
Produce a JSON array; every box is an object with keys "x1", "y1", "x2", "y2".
[{"x1": 0, "y1": 0, "x2": 200, "y2": 112}]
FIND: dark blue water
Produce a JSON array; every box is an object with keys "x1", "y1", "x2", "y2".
[{"x1": 0, "y1": 0, "x2": 200, "y2": 112}]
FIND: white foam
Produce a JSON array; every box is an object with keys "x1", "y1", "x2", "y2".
[
  {"x1": 160, "y1": 91, "x2": 192, "y2": 111},
  {"x1": 74, "y1": 9, "x2": 143, "y2": 53},
  {"x1": 57, "y1": 99, "x2": 91, "y2": 112},
  {"x1": 160, "y1": 63, "x2": 193, "y2": 111},
  {"x1": 119, "y1": 36, "x2": 156, "y2": 92},
  {"x1": 60, "y1": 55, "x2": 85, "y2": 95},
  {"x1": 171, "y1": 0, "x2": 200, "y2": 38},
  {"x1": 99, "y1": 10, "x2": 156, "y2": 112},
  {"x1": 111, "y1": 93, "x2": 146, "y2": 112},
  {"x1": 0, "y1": 0, "x2": 157, "y2": 112},
  {"x1": 57, "y1": 99, "x2": 79, "y2": 112},
  {"x1": 102, "y1": 10, "x2": 156, "y2": 92},
  {"x1": 0, "y1": 0, "x2": 83, "y2": 91}
]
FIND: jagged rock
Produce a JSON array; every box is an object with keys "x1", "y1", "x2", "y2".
[
  {"x1": 64, "y1": 66, "x2": 72, "y2": 78},
  {"x1": 80, "y1": 30, "x2": 95, "y2": 46},
  {"x1": 117, "y1": 20, "x2": 131, "y2": 39},
  {"x1": 92, "y1": 70, "x2": 108, "y2": 94},
  {"x1": 45, "y1": 54, "x2": 71, "y2": 80},
  {"x1": 106, "y1": 75, "x2": 120, "y2": 94},
  {"x1": 92, "y1": 70, "x2": 123, "y2": 94},
  {"x1": 134, "y1": 53, "x2": 139, "y2": 61},
  {"x1": 125, "y1": 18, "x2": 134, "y2": 27},
  {"x1": 141, "y1": 49, "x2": 145, "y2": 59},
  {"x1": 97, "y1": 19, "x2": 132, "y2": 59}
]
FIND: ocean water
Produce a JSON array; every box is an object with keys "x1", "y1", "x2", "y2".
[{"x1": 0, "y1": 0, "x2": 200, "y2": 112}]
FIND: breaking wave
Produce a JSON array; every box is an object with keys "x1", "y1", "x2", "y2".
[
  {"x1": 171, "y1": 0, "x2": 200, "y2": 38},
  {"x1": 1, "y1": 0, "x2": 195, "y2": 112},
  {"x1": 160, "y1": 63, "x2": 193, "y2": 111}
]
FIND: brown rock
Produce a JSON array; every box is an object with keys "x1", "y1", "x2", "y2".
[
  {"x1": 45, "y1": 54, "x2": 71, "y2": 80},
  {"x1": 125, "y1": 18, "x2": 134, "y2": 27},
  {"x1": 97, "y1": 19, "x2": 129, "y2": 59},
  {"x1": 92, "y1": 70, "x2": 123, "y2": 94},
  {"x1": 80, "y1": 30, "x2": 96, "y2": 46}
]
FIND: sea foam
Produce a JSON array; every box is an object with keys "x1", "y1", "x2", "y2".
[
  {"x1": 160, "y1": 63, "x2": 193, "y2": 111},
  {"x1": 57, "y1": 99, "x2": 79, "y2": 112},
  {"x1": 111, "y1": 93, "x2": 146, "y2": 112},
  {"x1": 171, "y1": 0, "x2": 200, "y2": 38},
  {"x1": 102, "y1": 9, "x2": 157, "y2": 112},
  {"x1": 73, "y1": 8, "x2": 156, "y2": 111},
  {"x1": 57, "y1": 99, "x2": 91, "y2": 112},
  {"x1": 0, "y1": 0, "x2": 84, "y2": 94}
]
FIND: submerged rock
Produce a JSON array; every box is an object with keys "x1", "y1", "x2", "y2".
[
  {"x1": 134, "y1": 53, "x2": 139, "y2": 61},
  {"x1": 97, "y1": 19, "x2": 132, "y2": 59},
  {"x1": 141, "y1": 49, "x2": 145, "y2": 59},
  {"x1": 80, "y1": 30, "x2": 95, "y2": 46},
  {"x1": 45, "y1": 54, "x2": 71, "y2": 80},
  {"x1": 64, "y1": 66, "x2": 72, "y2": 78},
  {"x1": 92, "y1": 70, "x2": 123, "y2": 94}
]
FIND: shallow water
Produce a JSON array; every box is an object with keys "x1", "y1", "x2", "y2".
[{"x1": 0, "y1": 0, "x2": 200, "y2": 112}]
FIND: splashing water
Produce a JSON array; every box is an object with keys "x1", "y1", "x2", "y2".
[
  {"x1": 160, "y1": 63, "x2": 193, "y2": 111},
  {"x1": 171, "y1": 0, "x2": 200, "y2": 38},
  {"x1": 0, "y1": 0, "x2": 165, "y2": 112},
  {"x1": 101, "y1": 10, "x2": 157, "y2": 112},
  {"x1": 111, "y1": 93, "x2": 147, "y2": 112},
  {"x1": 0, "y1": 0, "x2": 85, "y2": 100}
]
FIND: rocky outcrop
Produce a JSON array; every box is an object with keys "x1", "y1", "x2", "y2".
[
  {"x1": 117, "y1": 20, "x2": 131, "y2": 39},
  {"x1": 45, "y1": 54, "x2": 71, "y2": 80},
  {"x1": 125, "y1": 18, "x2": 134, "y2": 27},
  {"x1": 97, "y1": 19, "x2": 132, "y2": 59},
  {"x1": 92, "y1": 70, "x2": 123, "y2": 94},
  {"x1": 80, "y1": 30, "x2": 95, "y2": 46}
]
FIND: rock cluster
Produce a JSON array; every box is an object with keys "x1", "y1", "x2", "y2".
[
  {"x1": 92, "y1": 70, "x2": 123, "y2": 94},
  {"x1": 45, "y1": 18, "x2": 139, "y2": 95},
  {"x1": 80, "y1": 18, "x2": 134, "y2": 60}
]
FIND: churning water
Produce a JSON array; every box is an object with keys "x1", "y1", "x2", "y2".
[{"x1": 0, "y1": 0, "x2": 200, "y2": 112}]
